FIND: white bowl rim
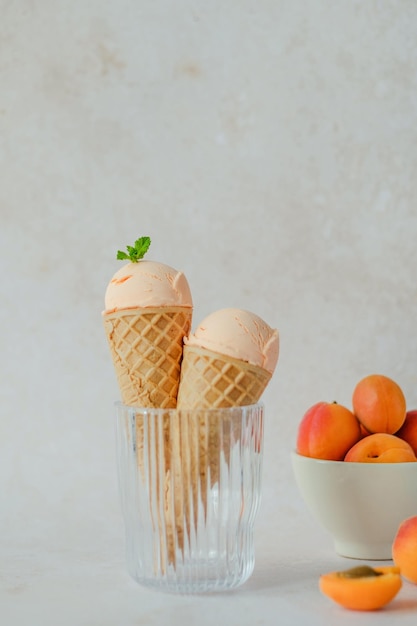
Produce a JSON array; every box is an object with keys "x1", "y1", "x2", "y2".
[{"x1": 291, "y1": 449, "x2": 417, "y2": 468}]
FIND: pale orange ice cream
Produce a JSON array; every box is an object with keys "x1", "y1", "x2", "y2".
[
  {"x1": 104, "y1": 260, "x2": 193, "y2": 313},
  {"x1": 184, "y1": 307, "x2": 279, "y2": 374}
]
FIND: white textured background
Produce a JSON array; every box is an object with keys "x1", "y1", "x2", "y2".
[{"x1": 1, "y1": 1, "x2": 417, "y2": 624}]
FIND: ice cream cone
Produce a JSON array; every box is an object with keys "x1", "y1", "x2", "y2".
[
  {"x1": 177, "y1": 344, "x2": 272, "y2": 523},
  {"x1": 103, "y1": 305, "x2": 192, "y2": 566},
  {"x1": 103, "y1": 306, "x2": 191, "y2": 408},
  {"x1": 103, "y1": 242, "x2": 194, "y2": 571}
]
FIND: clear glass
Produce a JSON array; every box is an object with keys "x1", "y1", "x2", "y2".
[{"x1": 114, "y1": 402, "x2": 264, "y2": 593}]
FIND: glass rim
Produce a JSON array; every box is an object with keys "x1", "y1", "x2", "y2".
[{"x1": 114, "y1": 400, "x2": 264, "y2": 414}]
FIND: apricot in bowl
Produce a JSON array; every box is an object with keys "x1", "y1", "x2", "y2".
[{"x1": 291, "y1": 451, "x2": 417, "y2": 559}]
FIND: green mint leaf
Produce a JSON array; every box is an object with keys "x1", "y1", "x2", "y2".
[
  {"x1": 126, "y1": 245, "x2": 137, "y2": 257},
  {"x1": 116, "y1": 236, "x2": 151, "y2": 262},
  {"x1": 134, "y1": 236, "x2": 151, "y2": 259}
]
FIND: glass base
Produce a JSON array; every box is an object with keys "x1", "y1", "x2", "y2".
[{"x1": 127, "y1": 553, "x2": 255, "y2": 593}]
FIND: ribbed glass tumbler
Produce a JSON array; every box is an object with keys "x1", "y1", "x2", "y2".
[{"x1": 115, "y1": 402, "x2": 264, "y2": 593}]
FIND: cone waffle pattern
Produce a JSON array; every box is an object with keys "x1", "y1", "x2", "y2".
[
  {"x1": 103, "y1": 306, "x2": 192, "y2": 408},
  {"x1": 177, "y1": 345, "x2": 271, "y2": 410},
  {"x1": 177, "y1": 345, "x2": 271, "y2": 522}
]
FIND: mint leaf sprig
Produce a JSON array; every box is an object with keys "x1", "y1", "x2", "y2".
[{"x1": 117, "y1": 236, "x2": 151, "y2": 262}]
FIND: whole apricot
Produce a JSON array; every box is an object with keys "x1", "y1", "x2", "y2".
[
  {"x1": 392, "y1": 516, "x2": 417, "y2": 584},
  {"x1": 344, "y1": 433, "x2": 417, "y2": 463},
  {"x1": 352, "y1": 374, "x2": 406, "y2": 434},
  {"x1": 395, "y1": 410, "x2": 417, "y2": 456},
  {"x1": 296, "y1": 401, "x2": 361, "y2": 461},
  {"x1": 319, "y1": 565, "x2": 402, "y2": 611}
]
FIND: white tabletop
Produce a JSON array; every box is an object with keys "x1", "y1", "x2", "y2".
[{"x1": 3, "y1": 462, "x2": 417, "y2": 626}]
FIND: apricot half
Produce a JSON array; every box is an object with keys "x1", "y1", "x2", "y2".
[
  {"x1": 319, "y1": 565, "x2": 402, "y2": 611},
  {"x1": 352, "y1": 374, "x2": 406, "y2": 434},
  {"x1": 344, "y1": 433, "x2": 417, "y2": 463}
]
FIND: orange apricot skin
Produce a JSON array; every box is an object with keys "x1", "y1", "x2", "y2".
[
  {"x1": 359, "y1": 423, "x2": 371, "y2": 438},
  {"x1": 396, "y1": 410, "x2": 417, "y2": 456},
  {"x1": 319, "y1": 566, "x2": 402, "y2": 611},
  {"x1": 352, "y1": 374, "x2": 406, "y2": 434},
  {"x1": 392, "y1": 516, "x2": 417, "y2": 584},
  {"x1": 344, "y1": 433, "x2": 417, "y2": 463},
  {"x1": 296, "y1": 401, "x2": 361, "y2": 461}
]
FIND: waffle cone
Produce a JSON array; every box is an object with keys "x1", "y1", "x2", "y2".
[
  {"x1": 103, "y1": 306, "x2": 192, "y2": 408},
  {"x1": 103, "y1": 306, "x2": 192, "y2": 567},
  {"x1": 177, "y1": 345, "x2": 271, "y2": 409},
  {"x1": 177, "y1": 345, "x2": 271, "y2": 522}
]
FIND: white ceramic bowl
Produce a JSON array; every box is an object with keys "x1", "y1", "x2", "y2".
[{"x1": 291, "y1": 451, "x2": 417, "y2": 560}]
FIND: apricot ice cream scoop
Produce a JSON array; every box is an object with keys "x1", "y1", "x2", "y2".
[
  {"x1": 183, "y1": 307, "x2": 279, "y2": 373},
  {"x1": 104, "y1": 259, "x2": 192, "y2": 313}
]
